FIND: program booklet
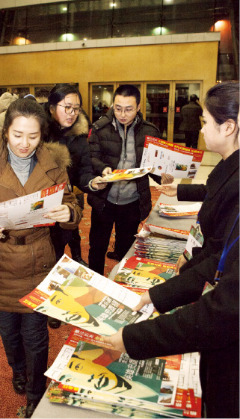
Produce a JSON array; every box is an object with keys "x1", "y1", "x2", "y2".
[
  {"x1": 140, "y1": 136, "x2": 204, "y2": 179},
  {"x1": 158, "y1": 202, "x2": 201, "y2": 218},
  {"x1": 97, "y1": 167, "x2": 154, "y2": 183},
  {"x1": 0, "y1": 182, "x2": 66, "y2": 229}
]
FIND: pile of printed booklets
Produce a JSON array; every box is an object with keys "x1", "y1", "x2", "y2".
[{"x1": 20, "y1": 207, "x2": 201, "y2": 418}]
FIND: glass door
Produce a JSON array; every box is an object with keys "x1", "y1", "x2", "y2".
[
  {"x1": 90, "y1": 83, "x2": 142, "y2": 123},
  {"x1": 91, "y1": 84, "x2": 114, "y2": 123},
  {"x1": 145, "y1": 84, "x2": 170, "y2": 140},
  {"x1": 90, "y1": 81, "x2": 202, "y2": 144},
  {"x1": 173, "y1": 82, "x2": 201, "y2": 143}
]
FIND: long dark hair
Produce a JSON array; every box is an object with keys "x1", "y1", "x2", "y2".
[
  {"x1": 48, "y1": 84, "x2": 82, "y2": 108},
  {"x1": 205, "y1": 81, "x2": 239, "y2": 125},
  {"x1": 2, "y1": 98, "x2": 47, "y2": 146}
]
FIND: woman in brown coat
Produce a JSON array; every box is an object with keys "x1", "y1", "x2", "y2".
[{"x1": 0, "y1": 98, "x2": 82, "y2": 418}]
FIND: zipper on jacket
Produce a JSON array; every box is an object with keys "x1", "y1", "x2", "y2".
[{"x1": 115, "y1": 130, "x2": 128, "y2": 205}]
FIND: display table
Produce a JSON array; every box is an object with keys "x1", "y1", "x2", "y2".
[
  {"x1": 109, "y1": 193, "x2": 197, "y2": 279},
  {"x1": 32, "y1": 193, "x2": 198, "y2": 419}
]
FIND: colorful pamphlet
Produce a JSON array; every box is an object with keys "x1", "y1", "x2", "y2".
[
  {"x1": 0, "y1": 182, "x2": 66, "y2": 229},
  {"x1": 140, "y1": 136, "x2": 204, "y2": 178},
  {"x1": 114, "y1": 256, "x2": 176, "y2": 289},
  {"x1": 19, "y1": 254, "x2": 154, "y2": 335},
  {"x1": 97, "y1": 167, "x2": 154, "y2": 183},
  {"x1": 158, "y1": 202, "x2": 201, "y2": 218}
]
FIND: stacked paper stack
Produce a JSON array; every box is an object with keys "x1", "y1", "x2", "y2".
[
  {"x1": 114, "y1": 256, "x2": 176, "y2": 293},
  {"x1": 158, "y1": 203, "x2": 201, "y2": 219},
  {"x1": 45, "y1": 327, "x2": 201, "y2": 418},
  {"x1": 134, "y1": 230, "x2": 186, "y2": 262}
]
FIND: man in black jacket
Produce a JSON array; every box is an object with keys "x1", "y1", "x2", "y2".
[
  {"x1": 179, "y1": 94, "x2": 203, "y2": 149},
  {"x1": 88, "y1": 84, "x2": 172, "y2": 275}
]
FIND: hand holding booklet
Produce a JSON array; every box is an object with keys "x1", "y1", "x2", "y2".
[
  {"x1": 96, "y1": 167, "x2": 154, "y2": 183},
  {"x1": 0, "y1": 182, "x2": 66, "y2": 229}
]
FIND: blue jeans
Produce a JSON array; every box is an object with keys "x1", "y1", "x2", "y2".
[{"x1": 0, "y1": 311, "x2": 49, "y2": 401}]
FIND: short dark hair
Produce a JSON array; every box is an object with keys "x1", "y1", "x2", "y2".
[
  {"x1": 113, "y1": 84, "x2": 141, "y2": 106},
  {"x1": 205, "y1": 81, "x2": 239, "y2": 125},
  {"x1": 48, "y1": 83, "x2": 82, "y2": 107},
  {"x1": 2, "y1": 98, "x2": 47, "y2": 145},
  {"x1": 190, "y1": 94, "x2": 198, "y2": 102}
]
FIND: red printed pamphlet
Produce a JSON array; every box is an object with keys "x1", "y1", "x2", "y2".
[{"x1": 141, "y1": 136, "x2": 204, "y2": 178}]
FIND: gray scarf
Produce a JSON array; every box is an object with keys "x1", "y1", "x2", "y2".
[{"x1": 7, "y1": 143, "x2": 36, "y2": 186}]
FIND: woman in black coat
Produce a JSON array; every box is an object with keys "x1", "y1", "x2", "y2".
[
  {"x1": 44, "y1": 84, "x2": 106, "y2": 263},
  {"x1": 104, "y1": 81, "x2": 239, "y2": 418}
]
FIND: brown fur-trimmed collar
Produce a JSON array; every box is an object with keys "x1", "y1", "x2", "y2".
[
  {"x1": 0, "y1": 140, "x2": 71, "y2": 175},
  {"x1": 64, "y1": 112, "x2": 89, "y2": 137},
  {"x1": 44, "y1": 142, "x2": 71, "y2": 170}
]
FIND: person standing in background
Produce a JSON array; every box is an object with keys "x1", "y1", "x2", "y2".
[
  {"x1": 179, "y1": 93, "x2": 203, "y2": 148},
  {"x1": 0, "y1": 91, "x2": 18, "y2": 135}
]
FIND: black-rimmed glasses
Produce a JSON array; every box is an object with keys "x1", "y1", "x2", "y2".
[{"x1": 57, "y1": 104, "x2": 81, "y2": 115}]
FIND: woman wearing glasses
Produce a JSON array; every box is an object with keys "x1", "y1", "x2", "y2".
[
  {"x1": 44, "y1": 84, "x2": 106, "y2": 264},
  {"x1": 44, "y1": 84, "x2": 106, "y2": 328}
]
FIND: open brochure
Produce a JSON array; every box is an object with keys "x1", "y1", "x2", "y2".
[
  {"x1": 19, "y1": 254, "x2": 154, "y2": 336},
  {"x1": 96, "y1": 167, "x2": 154, "y2": 183},
  {"x1": 158, "y1": 202, "x2": 201, "y2": 218},
  {"x1": 140, "y1": 136, "x2": 204, "y2": 179},
  {"x1": 0, "y1": 182, "x2": 66, "y2": 229}
]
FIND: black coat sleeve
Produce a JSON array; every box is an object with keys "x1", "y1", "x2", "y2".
[
  {"x1": 123, "y1": 243, "x2": 239, "y2": 360},
  {"x1": 68, "y1": 136, "x2": 95, "y2": 192},
  {"x1": 177, "y1": 184, "x2": 207, "y2": 202},
  {"x1": 123, "y1": 207, "x2": 239, "y2": 360},
  {"x1": 88, "y1": 129, "x2": 110, "y2": 175}
]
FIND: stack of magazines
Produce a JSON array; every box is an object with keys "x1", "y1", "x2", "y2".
[
  {"x1": 19, "y1": 253, "x2": 202, "y2": 418},
  {"x1": 134, "y1": 230, "x2": 186, "y2": 263},
  {"x1": 45, "y1": 327, "x2": 201, "y2": 418},
  {"x1": 114, "y1": 256, "x2": 176, "y2": 292}
]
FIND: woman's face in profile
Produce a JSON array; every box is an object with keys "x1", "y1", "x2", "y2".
[
  {"x1": 6, "y1": 116, "x2": 41, "y2": 157},
  {"x1": 50, "y1": 93, "x2": 80, "y2": 128}
]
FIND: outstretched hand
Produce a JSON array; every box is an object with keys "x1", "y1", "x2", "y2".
[
  {"x1": 103, "y1": 328, "x2": 126, "y2": 353},
  {"x1": 103, "y1": 291, "x2": 152, "y2": 352},
  {"x1": 155, "y1": 183, "x2": 178, "y2": 197}
]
